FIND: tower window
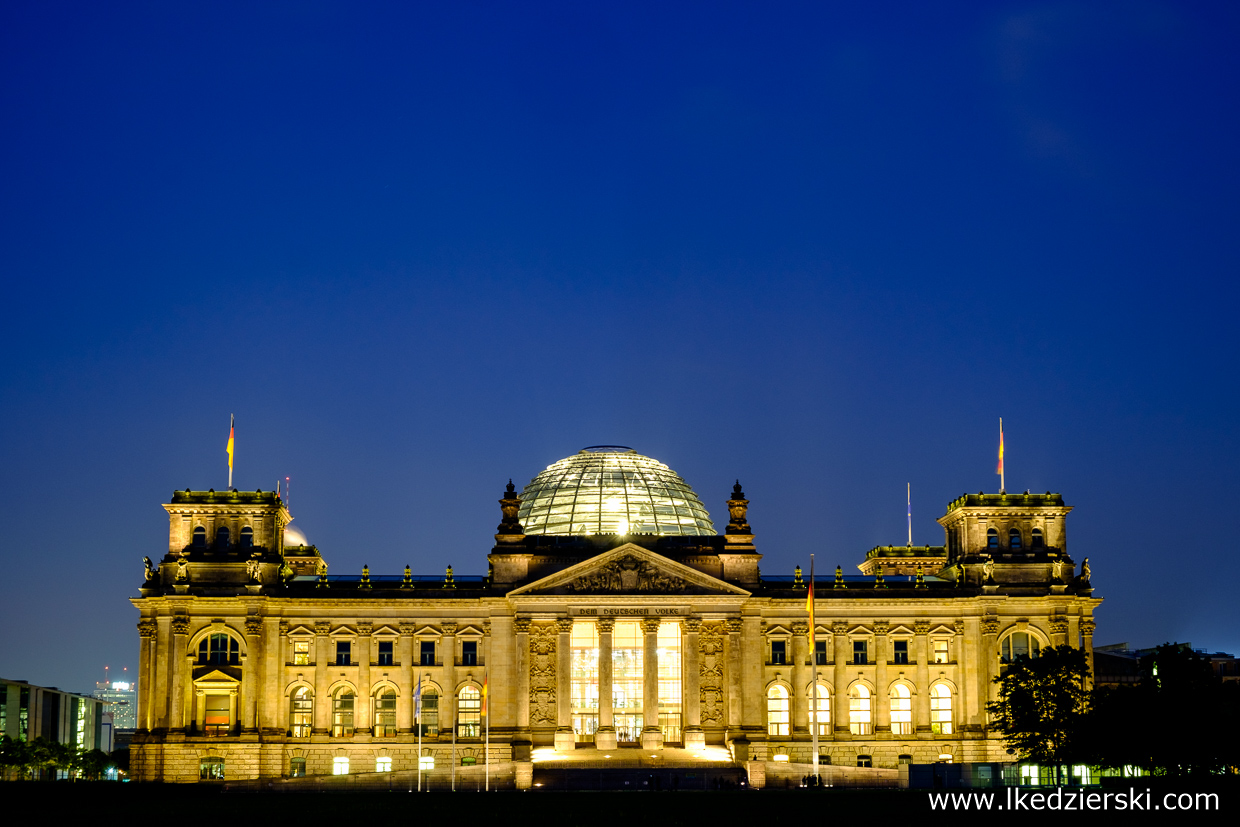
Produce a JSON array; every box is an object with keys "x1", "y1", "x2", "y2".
[
  {"x1": 1009, "y1": 528, "x2": 1022, "y2": 550},
  {"x1": 240, "y1": 526, "x2": 253, "y2": 547},
  {"x1": 986, "y1": 528, "x2": 998, "y2": 549},
  {"x1": 192, "y1": 526, "x2": 207, "y2": 547},
  {"x1": 335, "y1": 641, "x2": 352, "y2": 666},
  {"x1": 1031, "y1": 528, "x2": 1044, "y2": 548},
  {"x1": 198, "y1": 633, "x2": 240, "y2": 665},
  {"x1": 215, "y1": 526, "x2": 230, "y2": 547},
  {"x1": 852, "y1": 640, "x2": 868, "y2": 665}
]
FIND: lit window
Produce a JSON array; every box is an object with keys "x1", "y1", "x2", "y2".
[
  {"x1": 332, "y1": 756, "x2": 349, "y2": 775},
  {"x1": 987, "y1": 528, "x2": 998, "y2": 549},
  {"x1": 810, "y1": 684, "x2": 830, "y2": 736},
  {"x1": 461, "y1": 756, "x2": 477, "y2": 766},
  {"x1": 420, "y1": 641, "x2": 436, "y2": 666},
  {"x1": 289, "y1": 757, "x2": 306, "y2": 777},
  {"x1": 335, "y1": 641, "x2": 351, "y2": 666},
  {"x1": 933, "y1": 639, "x2": 949, "y2": 664},
  {"x1": 892, "y1": 640, "x2": 909, "y2": 665},
  {"x1": 771, "y1": 640, "x2": 787, "y2": 665},
  {"x1": 289, "y1": 688, "x2": 313, "y2": 737},
  {"x1": 200, "y1": 758, "x2": 225, "y2": 780},
  {"x1": 418, "y1": 688, "x2": 439, "y2": 736},
  {"x1": 849, "y1": 685, "x2": 872, "y2": 735},
  {"x1": 1000, "y1": 632, "x2": 1041, "y2": 663},
  {"x1": 766, "y1": 685, "x2": 790, "y2": 736},
  {"x1": 293, "y1": 640, "x2": 310, "y2": 665},
  {"x1": 204, "y1": 693, "x2": 230, "y2": 736},
  {"x1": 374, "y1": 689, "x2": 397, "y2": 737},
  {"x1": 462, "y1": 641, "x2": 478, "y2": 667},
  {"x1": 377, "y1": 640, "x2": 394, "y2": 666},
  {"x1": 890, "y1": 685, "x2": 912, "y2": 735},
  {"x1": 930, "y1": 685, "x2": 953, "y2": 734},
  {"x1": 198, "y1": 633, "x2": 239, "y2": 665},
  {"x1": 419, "y1": 755, "x2": 434, "y2": 770},
  {"x1": 852, "y1": 640, "x2": 868, "y2": 665},
  {"x1": 1009, "y1": 528, "x2": 1022, "y2": 550},
  {"x1": 457, "y1": 686, "x2": 481, "y2": 738},
  {"x1": 332, "y1": 690, "x2": 354, "y2": 737},
  {"x1": 375, "y1": 756, "x2": 392, "y2": 773},
  {"x1": 571, "y1": 621, "x2": 599, "y2": 743}
]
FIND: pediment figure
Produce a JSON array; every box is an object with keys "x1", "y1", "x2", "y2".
[{"x1": 508, "y1": 543, "x2": 750, "y2": 597}]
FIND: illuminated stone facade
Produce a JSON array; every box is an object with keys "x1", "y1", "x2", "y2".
[{"x1": 129, "y1": 448, "x2": 1100, "y2": 786}]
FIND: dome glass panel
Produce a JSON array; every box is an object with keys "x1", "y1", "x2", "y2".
[{"x1": 518, "y1": 447, "x2": 715, "y2": 536}]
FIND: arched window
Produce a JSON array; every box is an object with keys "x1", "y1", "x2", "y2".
[
  {"x1": 890, "y1": 685, "x2": 912, "y2": 735},
  {"x1": 192, "y1": 526, "x2": 207, "y2": 547},
  {"x1": 1031, "y1": 528, "x2": 1044, "y2": 548},
  {"x1": 289, "y1": 687, "x2": 312, "y2": 738},
  {"x1": 1000, "y1": 632, "x2": 1041, "y2": 663},
  {"x1": 240, "y1": 526, "x2": 253, "y2": 547},
  {"x1": 986, "y1": 528, "x2": 999, "y2": 549},
  {"x1": 766, "y1": 685, "x2": 790, "y2": 736},
  {"x1": 457, "y1": 686, "x2": 481, "y2": 738},
  {"x1": 289, "y1": 756, "x2": 306, "y2": 777},
  {"x1": 810, "y1": 684, "x2": 830, "y2": 736},
  {"x1": 849, "y1": 685, "x2": 872, "y2": 735},
  {"x1": 198, "y1": 633, "x2": 240, "y2": 665},
  {"x1": 374, "y1": 688, "x2": 397, "y2": 737},
  {"x1": 215, "y1": 526, "x2": 230, "y2": 547},
  {"x1": 930, "y1": 684, "x2": 953, "y2": 734},
  {"x1": 418, "y1": 687, "x2": 439, "y2": 737},
  {"x1": 1009, "y1": 528, "x2": 1022, "y2": 550},
  {"x1": 331, "y1": 689, "x2": 354, "y2": 737}
]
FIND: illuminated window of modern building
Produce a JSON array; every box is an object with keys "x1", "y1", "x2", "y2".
[
  {"x1": 810, "y1": 684, "x2": 830, "y2": 736},
  {"x1": 770, "y1": 639, "x2": 786, "y2": 665},
  {"x1": 933, "y1": 639, "x2": 949, "y2": 664},
  {"x1": 890, "y1": 685, "x2": 912, "y2": 735},
  {"x1": 204, "y1": 693, "x2": 230, "y2": 736},
  {"x1": 293, "y1": 639, "x2": 310, "y2": 665},
  {"x1": 289, "y1": 757, "x2": 306, "y2": 777},
  {"x1": 331, "y1": 690, "x2": 354, "y2": 737},
  {"x1": 571, "y1": 621, "x2": 599, "y2": 743},
  {"x1": 200, "y1": 758, "x2": 225, "y2": 780},
  {"x1": 418, "y1": 687, "x2": 438, "y2": 737},
  {"x1": 517, "y1": 447, "x2": 715, "y2": 536},
  {"x1": 289, "y1": 687, "x2": 312, "y2": 737},
  {"x1": 1000, "y1": 632, "x2": 1041, "y2": 663},
  {"x1": 334, "y1": 640, "x2": 351, "y2": 666},
  {"x1": 377, "y1": 640, "x2": 394, "y2": 666},
  {"x1": 419, "y1": 755, "x2": 434, "y2": 771},
  {"x1": 374, "y1": 689, "x2": 397, "y2": 737},
  {"x1": 76, "y1": 698, "x2": 86, "y2": 747},
  {"x1": 332, "y1": 756, "x2": 349, "y2": 775},
  {"x1": 930, "y1": 684, "x2": 953, "y2": 734},
  {"x1": 849, "y1": 685, "x2": 872, "y2": 735},
  {"x1": 457, "y1": 685, "x2": 481, "y2": 738},
  {"x1": 198, "y1": 633, "x2": 240, "y2": 665},
  {"x1": 462, "y1": 640, "x2": 477, "y2": 666},
  {"x1": 1009, "y1": 528, "x2": 1022, "y2": 550},
  {"x1": 852, "y1": 640, "x2": 868, "y2": 665},
  {"x1": 420, "y1": 640, "x2": 436, "y2": 666},
  {"x1": 657, "y1": 622, "x2": 682, "y2": 744},
  {"x1": 375, "y1": 756, "x2": 392, "y2": 772},
  {"x1": 892, "y1": 640, "x2": 909, "y2": 664},
  {"x1": 815, "y1": 640, "x2": 828, "y2": 665},
  {"x1": 612, "y1": 621, "x2": 643, "y2": 743},
  {"x1": 766, "y1": 685, "x2": 790, "y2": 736},
  {"x1": 19, "y1": 687, "x2": 29, "y2": 740},
  {"x1": 0, "y1": 686, "x2": 6, "y2": 735}
]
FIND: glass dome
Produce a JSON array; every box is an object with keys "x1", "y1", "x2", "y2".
[{"x1": 518, "y1": 446, "x2": 715, "y2": 536}]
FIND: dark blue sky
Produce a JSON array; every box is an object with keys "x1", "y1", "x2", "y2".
[{"x1": 2, "y1": 2, "x2": 1237, "y2": 694}]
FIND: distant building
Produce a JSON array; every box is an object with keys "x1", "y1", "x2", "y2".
[
  {"x1": 1093, "y1": 642, "x2": 1239, "y2": 688},
  {"x1": 94, "y1": 680, "x2": 138, "y2": 731},
  {"x1": 0, "y1": 678, "x2": 108, "y2": 753}
]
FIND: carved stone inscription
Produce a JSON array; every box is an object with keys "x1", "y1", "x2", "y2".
[
  {"x1": 566, "y1": 554, "x2": 686, "y2": 593},
  {"x1": 698, "y1": 621, "x2": 726, "y2": 725},
  {"x1": 528, "y1": 622, "x2": 557, "y2": 726}
]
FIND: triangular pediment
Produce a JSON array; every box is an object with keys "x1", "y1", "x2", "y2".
[
  {"x1": 508, "y1": 543, "x2": 751, "y2": 597},
  {"x1": 287, "y1": 625, "x2": 316, "y2": 637}
]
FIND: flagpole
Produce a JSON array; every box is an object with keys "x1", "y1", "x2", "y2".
[
  {"x1": 998, "y1": 417, "x2": 1005, "y2": 493},
  {"x1": 907, "y1": 483, "x2": 912, "y2": 546},
  {"x1": 485, "y1": 668, "x2": 490, "y2": 792},
  {"x1": 227, "y1": 414, "x2": 234, "y2": 489},
  {"x1": 809, "y1": 553, "x2": 818, "y2": 785},
  {"x1": 416, "y1": 672, "x2": 423, "y2": 792},
  {"x1": 451, "y1": 695, "x2": 457, "y2": 792}
]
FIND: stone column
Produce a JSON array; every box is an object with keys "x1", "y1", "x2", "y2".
[
  {"x1": 741, "y1": 616, "x2": 763, "y2": 734},
  {"x1": 514, "y1": 618, "x2": 530, "y2": 730},
  {"x1": 169, "y1": 616, "x2": 189, "y2": 732},
  {"x1": 242, "y1": 617, "x2": 261, "y2": 733},
  {"x1": 726, "y1": 619, "x2": 743, "y2": 734},
  {"x1": 313, "y1": 621, "x2": 331, "y2": 734},
  {"x1": 640, "y1": 617, "x2": 663, "y2": 749},
  {"x1": 832, "y1": 622, "x2": 849, "y2": 734},
  {"x1": 913, "y1": 621, "x2": 930, "y2": 733},
  {"x1": 262, "y1": 619, "x2": 281, "y2": 733},
  {"x1": 595, "y1": 618, "x2": 616, "y2": 749},
  {"x1": 953, "y1": 620, "x2": 970, "y2": 731},
  {"x1": 980, "y1": 616, "x2": 1000, "y2": 726},
  {"x1": 682, "y1": 617, "x2": 703, "y2": 749},
  {"x1": 791, "y1": 622, "x2": 809, "y2": 735},
  {"x1": 440, "y1": 623, "x2": 457, "y2": 739},
  {"x1": 137, "y1": 620, "x2": 155, "y2": 732},
  {"x1": 397, "y1": 623, "x2": 414, "y2": 733},
  {"x1": 873, "y1": 620, "x2": 889, "y2": 733},
  {"x1": 1080, "y1": 619, "x2": 1096, "y2": 691},
  {"x1": 356, "y1": 621, "x2": 373, "y2": 735},
  {"x1": 153, "y1": 616, "x2": 171, "y2": 730},
  {"x1": 555, "y1": 618, "x2": 575, "y2": 750}
]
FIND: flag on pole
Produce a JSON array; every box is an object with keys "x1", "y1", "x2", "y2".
[
  {"x1": 804, "y1": 556, "x2": 815, "y2": 643},
  {"x1": 996, "y1": 417, "x2": 1005, "y2": 491},
  {"x1": 414, "y1": 677, "x2": 422, "y2": 725},
  {"x1": 481, "y1": 671, "x2": 489, "y2": 717},
  {"x1": 226, "y1": 414, "x2": 235, "y2": 488}
]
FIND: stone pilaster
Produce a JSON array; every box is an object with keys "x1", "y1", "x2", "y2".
[
  {"x1": 242, "y1": 616, "x2": 262, "y2": 732},
  {"x1": 790, "y1": 621, "x2": 809, "y2": 734},
  {"x1": 313, "y1": 621, "x2": 331, "y2": 734},
  {"x1": 514, "y1": 618, "x2": 531, "y2": 730},
  {"x1": 169, "y1": 616, "x2": 189, "y2": 732},
  {"x1": 726, "y1": 618, "x2": 743, "y2": 734},
  {"x1": 832, "y1": 622, "x2": 848, "y2": 734},
  {"x1": 980, "y1": 615, "x2": 1000, "y2": 726},
  {"x1": 741, "y1": 616, "x2": 763, "y2": 735},
  {"x1": 1081, "y1": 618, "x2": 1096, "y2": 691},
  {"x1": 874, "y1": 620, "x2": 889, "y2": 732},
  {"x1": 356, "y1": 621, "x2": 373, "y2": 735},
  {"x1": 137, "y1": 620, "x2": 156, "y2": 732},
  {"x1": 595, "y1": 618, "x2": 616, "y2": 749},
  {"x1": 914, "y1": 620, "x2": 930, "y2": 732},
  {"x1": 397, "y1": 623, "x2": 414, "y2": 733}
]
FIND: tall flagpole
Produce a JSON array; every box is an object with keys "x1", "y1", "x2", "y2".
[
  {"x1": 226, "y1": 414, "x2": 235, "y2": 489},
  {"x1": 451, "y1": 693, "x2": 457, "y2": 792},
  {"x1": 484, "y1": 668, "x2": 490, "y2": 792},
  {"x1": 997, "y1": 417, "x2": 1005, "y2": 493},
  {"x1": 415, "y1": 672, "x2": 423, "y2": 792},
  {"x1": 808, "y1": 554, "x2": 818, "y2": 784},
  {"x1": 907, "y1": 483, "x2": 912, "y2": 546}
]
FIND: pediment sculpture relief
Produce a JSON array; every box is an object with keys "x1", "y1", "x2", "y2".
[{"x1": 566, "y1": 554, "x2": 686, "y2": 594}]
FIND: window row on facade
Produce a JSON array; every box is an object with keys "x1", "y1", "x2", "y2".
[{"x1": 764, "y1": 683, "x2": 955, "y2": 737}]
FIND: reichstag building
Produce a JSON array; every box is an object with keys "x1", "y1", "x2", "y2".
[{"x1": 130, "y1": 446, "x2": 1100, "y2": 786}]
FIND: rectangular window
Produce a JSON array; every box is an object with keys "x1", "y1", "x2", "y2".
[
  {"x1": 377, "y1": 641, "x2": 394, "y2": 666},
  {"x1": 420, "y1": 641, "x2": 436, "y2": 666},
  {"x1": 375, "y1": 756, "x2": 392, "y2": 772},
  {"x1": 200, "y1": 758, "x2": 225, "y2": 780},
  {"x1": 332, "y1": 694, "x2": 354, "y2": 737},
  {"x1": 335, "y1": 640, "x2": 351, "y2": 666},
  {"x1": 657, "y1": 622, "x2": 682, "y2": 745},
  {"x1": 571, "y1": 621, "x2": 599, "y2": 743},
  {"x1": 419, "y1": 690, "x2": 439, "y2": 737},
  {"x1": 419, "y1": 755, "x2": 434, "y2": 771},
  {"x1": 289, "y1": 757, "x2": 306, "y2": 777},
  {"x1": 374, "y1": 692, "x2": 397, "y2": 737},
  {"x1": 204, "y1": 693, "x2": 230, "y2": 736},
  {"x1": 290, "y1": 691, "x2": 312, "y2": 737},
  {"x1": 293, "y1": 640, "x2": 310, "y2": 665},
  {"x1": 462, "y1": 641, "x2": 477, "y2": 667},
  {"x1": 853, "y1": 640, "x2": 868, "y2": 665},
  {"x1": 770, "y1": 640, "x2": 787, "y2": 665},
  {"x1": 893, "y1": 640, "x2": 909, "y2": 665},
  {"x1": 612, "y1": 621, "x2": 643, "y2": 744},
  {"x1": 934, "y1": 639, "x2": 949, "y2": 664},
  {"x1": 815, "y1": 640, "x2": 828, "y2": 665},
  {"x1": 332, "y1": 756, "x2": 349, "y2": 775},
  {"x1": 857, "y1": 755, "x2": 873, "y2": 768}
]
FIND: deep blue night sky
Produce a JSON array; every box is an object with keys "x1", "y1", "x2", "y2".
[{"x1": 2, "y1": 2, "x2": 1237, "y2": 694}]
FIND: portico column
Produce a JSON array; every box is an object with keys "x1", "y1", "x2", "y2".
[
  {"x1": 641, "y1": 617, "x2": 663, "y2": 749},
  {"x1": 682, "y1": 617, "x2": 704, "y2": 749},
  {"x1": 514, "y1": 618, "x2": 530, "y2": 730},
  {"x1": 914, "y1": 621, "x2": 930, "y2": 733},
  {"x1": 832, "y1": 622, "x2": 849, "y2": 734},
  {"x1": 791, "y1": 622, "x2": 809, "y2": 735},
  {"x1": 874, "y1": 621, "x2": 889, "y2": 733},
  {"x1": 397, "y1": 623, "x2": 414, "y2": 733},
  {"x1": 595, "y1": 618, "x2": 616, "y2": 749},
  {"x1": 313, "y1": 621, "x2": 331, "y2": 734},
  {"x1": 356, "y1": 622, "x2": 373, "y2": 735},
  {"x1": 169, "y1": 617, "x2": 189, "y2": 732},
  {"x1": 554, "y1": 618, "x2": 575, "y2": 750}
]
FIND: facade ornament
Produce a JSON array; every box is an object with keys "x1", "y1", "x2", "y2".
[
  {"x1": 358, "y1": 621, "x2": 373, "y2": 637},
  {"x1": 316, "y1": 559, "x2": 329, "y2": 589},
  {"x1": 528, "y1": 622, "x2": 558, "y2": 725},
  {"x1": 496, "y1": 480, "x2": 524, "y2": 535},
  {"x1": 726, "y1": 618, "x2": 743, "y2": 635},
  {"x1": 513, "y1": 617, "x2": 531, "y2": 634},
  {"x1": 832, "y1": 621, "x2": 848, "y2": 636},
  {"x1": 874, "y1": 564, "x2": 887, "y2": 589},
  {"x1": 981, "y1": 617, "x2": 1000, "y2": 636},
  {"x1": 1049, "y1": 617, "x2": 1069, "y2": 635},
  {"x1": 279, "y1": 560, "x2": 293, "y2": 583},
  {"x1": 245, "y1": 617, "x2": 262, "y2": 636},
  {"x1": 314, "y1": 621, "x2": 330, "y2": 636},
  {"x1": 983, "y1": 558, "x2": 995, "y2": 584},
  {"x1": 725, "y1": 481, "x2": 750, "y2": 534},
  {"x1": 1081, "y1": 618, "x2": 1096, "y2": 636},
  {"x1": 596, "y1": 617, "x2": 614, "y2": 633},
  {"x1": 640, "y1": 617, "x2": 661, "y2": 635},
  {"x1": 834, "y1": 565, "x2": 846, "y2": 589},
  {"x1": 398, "y1": 622, "x2": 416, "y2": 636},
  {"x1": 1051, "y1": 559, "x2": 1063, "y2": 582},
  {"x1": 873, "y1": 620, "x2": 889, "y2": 636},
  {"x1": 913, "y1": 620, "x2": 930, "y2": 636},
  {"x1": 791, "y1": 621, "x2": 808, "y2": 636},
  {"x1": 171, "y1": 616, "x2": 190, "y2": 636},
  {"x1": 792, "y1": 565, "x2": 805, "y2": 589},
  {"x1": 246, "y1": 557, "x2": 260, "y2": 584},
  {"x1": 401, "y1": 565, "x2": 413, "y2": 589},
  {"x1": 953, "y1": 620, "x2": 965, "y2": 636},
  {"x1": 1080, "y1": 557, "x2": 1091, "y2": 583},
  {"x1": 359, "y1": 564, "x2": 372, "y2": 589},
  {"x1": 915, "y1": 563, "x2": 927, "y2": 589},
  {"x1": 698, "y1": 622, "x2": 726, "y2": 725},
  {"x1": 176, "y1": 556, "x2": 189, "y2": 582},
  {"x1": 566, "y1": 554, "x2": 686, "y2": 593},
  {"x1": 683, "y1": 616, "x2": 701, "y2": 633},
  {"x1": 443, "y1": 565, "x2": 456, "y2": 589},
  {"x1": 138, "y1": 620, "x2": 157, "y2": 638},
  {"x1": 143, "y1": 556, "x2": 156, "y2": 582}
]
